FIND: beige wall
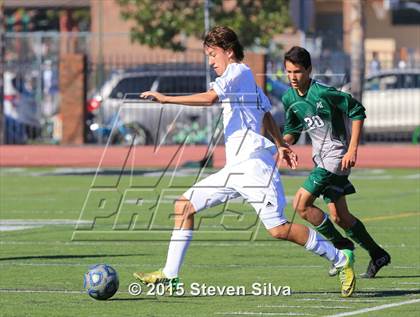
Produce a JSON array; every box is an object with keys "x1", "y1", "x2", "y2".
[
  {"x1": 316, "y1": 0, "x2": 342, "y2": 13},
  {"x1": 342, "y1": 0, "x2": 419, "y2": 55},
  {"x1": 364, "y1": 0, "x2": 420, "y2": 51},
  {"x1": 89, "y1": 0, "x2": 203, "y2": 63}
]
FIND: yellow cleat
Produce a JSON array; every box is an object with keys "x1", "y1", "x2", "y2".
[
  {"x1": 133, "y1": 268, "x2": 179, "y2": 291},
  {"x1": 338, "y1": 249, "x2": 356, "y2": 297}
]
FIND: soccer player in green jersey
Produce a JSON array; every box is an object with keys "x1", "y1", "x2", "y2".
[{"x1": 281, "y1": 46, "x2": 391, "y2": 278}]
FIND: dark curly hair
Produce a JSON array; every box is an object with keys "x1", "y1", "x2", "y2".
[
  {"x1": 204, "y1": 26, "x2": 244, "y2": 61},
  {"x1": 284, "y1": 46, "x2": 312, "y2": 69}
]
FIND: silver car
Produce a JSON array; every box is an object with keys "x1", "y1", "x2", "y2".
[
  {"x1": 343, "y1": 69, "x2": 420, "y2": 141},
  {"x1": 87, "y1": 67, "x2": 222, "y2": 145}
]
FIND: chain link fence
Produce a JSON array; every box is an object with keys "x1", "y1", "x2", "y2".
[
  {"x1": 3, "y1": 32, "x2": 420, "y2": 144},
  {"x1": 4, "y1": 32, "x2": 90, "y2": 144}
]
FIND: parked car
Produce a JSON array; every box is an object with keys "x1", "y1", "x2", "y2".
[
  {"x1": 86, "y1": 64, "x2": 222, "y2": 145},
  {"x1": 342, "y1": 69, "x2": 420, "y2": 141},
  {"x1": 3, "y1": 71, "x2": 41, "y2": 144}
]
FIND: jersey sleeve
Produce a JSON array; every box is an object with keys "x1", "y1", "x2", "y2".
[
  {"x1": 256, "y1": 86, "x2": 272, "y2": 112},
  {"x1": 322, "y1": 88, "x2": 366, "y2": 120},
  {"x1": 209, "y1": 65, "x2": 239, "y2": 100},
  {"x1": 282, "y1": 94, "x2": 303, "y2": 143}
]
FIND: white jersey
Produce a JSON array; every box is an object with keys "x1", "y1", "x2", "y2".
[
  {"x1": 210, "y1": 63, "x2": 276, "y2": 166},
  {"x1": 184, "y1": 63, "x2": 287, "y2": 230}
]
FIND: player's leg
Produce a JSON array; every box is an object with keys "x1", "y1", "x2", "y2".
[
  {"x1": 267, "y1": 223, "x2": 356, "y2": 297},
  {"x1": 133, "y1": 167, "x2": 239, "y2": 286},
  {"x1": 133, "y1": 196, "x2": 195, "y2": 286},
  {"x1": 329, "y1": 196, "x2": 391, "y2": 278},
  {"x1": 292, "y1": 168, "x2": 354, "y2": 277},
  {"x1": 294, "y1": 186, "x2": 354, "y2": 250},
  {"x1": 327, "y1": 196, "x2": 355, "y2": 229},
  {"x1": 161, "y1": 196, "x2": 195, "y2": 278},
  {"x1": 238, "y1": 155, "x2": 355, "y2": 297}
]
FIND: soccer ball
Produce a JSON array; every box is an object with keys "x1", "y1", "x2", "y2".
[{"x1": 84, "y1": 264, "x2": 119, "y2": 300}]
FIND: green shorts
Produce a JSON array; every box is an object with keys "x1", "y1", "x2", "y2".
[{"x1": 302, "y1": 167, "x2": 356, "y2": 203}]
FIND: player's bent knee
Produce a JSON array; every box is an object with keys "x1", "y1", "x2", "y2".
[
  {"x1": 268, "y1": 224, "x2": 290, "y2": 240},
  {"x1": 295, "y1": 204, "x2": 310, "y2": 220},
  {"x1": 293, "y1": 195, "x2": 310, "y2": 220},
  {"x1": 174, "y1": 197, "x2": 196, "y2": 218}
]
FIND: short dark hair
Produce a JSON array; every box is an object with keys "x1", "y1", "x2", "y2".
[
  {"x1": 204, "y1": 26, "x2": 244, "y2": 61},
  {"x1": 284, "y1": 46, "x2": 312, "y2": 69}
]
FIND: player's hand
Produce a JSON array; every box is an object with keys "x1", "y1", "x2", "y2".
[
  {"x1": 140, "y1": 91, "x2": 166, "y2": 103},
  {"x1": 277, "y1": 145, "x2": 298, "y2": 170},
  {"x1": 341, "y1": 149, "x2": 357, "y2": 170}
]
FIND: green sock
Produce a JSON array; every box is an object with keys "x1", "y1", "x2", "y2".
[
  {"x1": 315, "y1": 215, "x2": 345, "y2": 244},
  {"x1": 345, "y1": 217, "x2": 383, "y2": 257}
]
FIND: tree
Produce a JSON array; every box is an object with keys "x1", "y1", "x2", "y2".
[{"x1": 117, "y1": 0, "x2": 290, "y2": 51}]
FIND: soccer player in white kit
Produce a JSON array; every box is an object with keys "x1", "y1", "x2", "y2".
[{"x1": 134, "y1": 26, "x2": 356, "y2": 297}]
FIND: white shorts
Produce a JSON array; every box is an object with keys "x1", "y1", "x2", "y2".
[{"x1": 183, "y1": 150, "x2": 288, "y2": 229}]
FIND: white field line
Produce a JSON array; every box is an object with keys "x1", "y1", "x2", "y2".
[
  {"x1": 257, "y1": 305, "x2": 349, "y2": 309},
  {"x1": 299, "y1": 298, "x2": 389, "y2": 303},
  {"x1": 0, "y1": 220, "x2": 91, "y2": 232},
  {"x1": 324, "y1": 298, "x2": 420, "y2": 317},
  {"x1": 0, "y1": 221, "x2": 418, "y2": 232},
  {"x1": 0, "y1": 262, "x2": 325, "y2": 270},
  {"x1": 0, "y1": 241, "x2": 419, "y2": 252},
  {"x1": 0, "y1": 288, "x2": 84, "y2": 294},
  {"x1": 0, "y1": 220, "x2": 90, "y2": 225},
  {"x1": 215, "y1": 313, "x2": 312, "y2": 316},
  {"x1": 0, "y1": 288, "x2": 135, "y2": 295}
]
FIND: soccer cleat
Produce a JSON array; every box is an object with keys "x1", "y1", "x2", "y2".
[
  {"x1": 329, "y1": 238, "x2": 355, "y2": 277},
  {"x1": 360, "y1": 251, "x2": 391, "y2": 278},
  {"x1": 133, "y1": 268, "x2": 179, "y2": 292},
  {"x1": 337, "y1": 249, "x2": 356, "y2": 298}
]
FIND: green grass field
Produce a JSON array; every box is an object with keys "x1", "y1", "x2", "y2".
[{"x1": 0, "y1": 167, "x2": 419, "y2": 317}]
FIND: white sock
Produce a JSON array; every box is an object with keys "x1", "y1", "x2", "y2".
[
  {"x1": 162, "y1": 229, "x2": 193, "y2": 278},
  {"x1": 305, "y1": 228, "x2": 347, "y2": 267}
]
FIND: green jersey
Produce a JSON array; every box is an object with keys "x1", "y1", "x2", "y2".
[{"x1": 282, "y1": 80, "x2": 366, "y2": 175}]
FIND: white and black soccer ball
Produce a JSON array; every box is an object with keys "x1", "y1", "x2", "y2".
[{"x1": 84, "y1": 264, "x2": 119, "y2": 300}]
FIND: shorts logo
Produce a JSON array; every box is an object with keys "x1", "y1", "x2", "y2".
[{"x1": 266, "y1": 201, "x2": 273, "y2": 207}]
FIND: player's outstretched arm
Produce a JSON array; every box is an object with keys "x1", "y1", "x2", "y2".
[
  {"x1": 341, "y1": 119, "x2": 364, "y2": 171},
  {"x1": 263, "y1": 112, "x2": 298, "y2": 169},
  {"x1": 140, "y1": 90, "x2": 218, "y2": 107}
]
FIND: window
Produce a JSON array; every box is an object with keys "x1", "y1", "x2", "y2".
[
  {"x1": 364, "y1": 73, "x2": 420, "y2": 91},
  {"x1": 157, "y1": 75, "x2": 206, "y2": 95},
  {"x1": 400, "y1": 74, "x2": 420, "y2": 89},
  {"x1": 110, "y1": 76, "x2": 156, "y2": 99},
  {"x1": 392, "y1": 8, "x2": 420, "y2": 25}
]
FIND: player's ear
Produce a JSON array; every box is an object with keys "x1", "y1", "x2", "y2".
[{"x1": 226, "y1": 48, "x2": 235, "y2": 60}]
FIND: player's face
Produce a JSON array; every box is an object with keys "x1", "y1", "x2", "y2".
[
  {"x1": 284, "y1": 60, "x2": 312, "y2": 93},
  {"x1": 205, "y1": 45, "x2": 234, "y2": 76}
]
